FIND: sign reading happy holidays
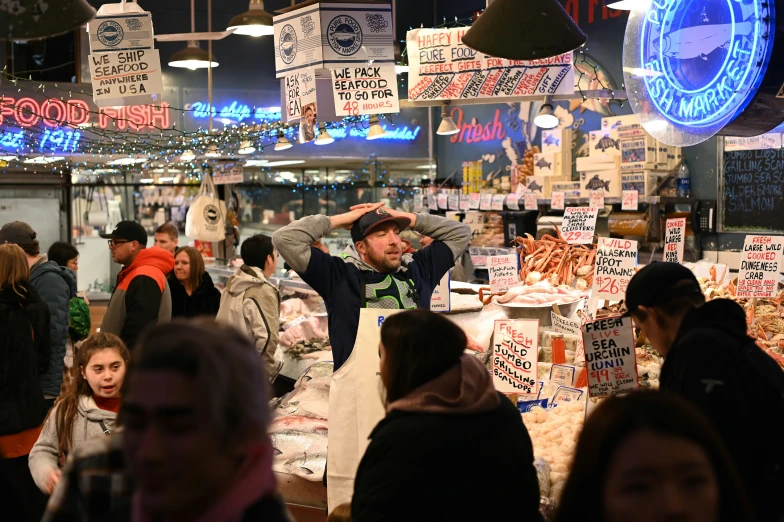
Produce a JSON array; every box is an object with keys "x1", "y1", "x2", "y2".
[
  {"x1": 493, "y1": 319, "x2": 539, "y2": 395},
  {"x1": 582, "y1": 317, "x2": 638, "y2": 398},
  {"x1": 406, "y1": 27, "x2": 574, "y2": 102},
  {"x1": 736, "y1": 235, "x2": 784, "y2": 298}
]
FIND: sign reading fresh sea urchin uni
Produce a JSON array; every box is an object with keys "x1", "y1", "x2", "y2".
[{"x1": 622, "y1": 0, "x2": 782, "y2": 146}]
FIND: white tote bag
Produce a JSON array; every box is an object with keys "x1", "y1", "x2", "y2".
[{"x1": 186, "y1": 173, "x2": 226, "y2": 242}]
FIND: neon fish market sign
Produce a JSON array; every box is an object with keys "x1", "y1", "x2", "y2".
[
  {"x1": 328, "y1": 124, "x2": 421, "y2": 141},
  {"x1": 623, "y1": 0, "x2": 777, "y2": 145}
]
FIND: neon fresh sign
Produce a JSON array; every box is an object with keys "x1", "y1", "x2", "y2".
[
  {"x1": 187, "y1": 101, "x2": 282, "y2": 122},
  {"x1": 634, "y1": 0, "x2": 772, "y2": 137}
]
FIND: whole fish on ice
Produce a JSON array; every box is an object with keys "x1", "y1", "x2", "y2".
[
  {"x1": 654, "y1": 21, "x2": 753, "y2": 60},
  {"x1": 295, "y1": 361, "x2": 333, "y2": 390},
  {"x1": 276, "y1": 386, "x2": 330, "y2": 419},
  {"x1": 278, "y1": 452, "x2": 328, "y2": 481},
  {"x1": 270, "y1": 428, "x2": 328, "y2": 458}
]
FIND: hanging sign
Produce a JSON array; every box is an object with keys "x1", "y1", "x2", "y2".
[
  {"x1": 524, "y1": 192, "x2": 538, "y2": 211},
  {"x1": 506, "y1": 192, "x2": 520, "y2": 210},
  {"x1": 89, "y1": 11, "x2": 154, "y2": 53},
  {"x1": 284, "y1": 68, "x2": 317, "y2": 122},
  {"x1": 561, "y1": 207, "x2": 598, "y2": 244},
  {"x1": 736, "y1": 235, "x2": 784, "y2": 298},
  {"x1": 469, "y1": 192, "x2": 481, "y2": 210},
  {"x1": 551, "y1": 191, "x2": 565, "y2": 210},
  {"x1": 582, "y1": 317, "x2": 638, "y2": 398},
  {"x1": 664, "y1": 218, "x2": 686, "y2": 264},
  {"x1": 594, "y1": 238, "x2": 637, "y2": 300},
  {"x1": 430, "y1": 272, "x2": 451, "y2": 312},
  {"x1": 622, "y1": 190, "x2": 638, "y2": 211},
  {"x1": 488, "y1": 253, "x2": 519, "y2": 293},
  {"x1": 493, "y1": 319, "x2": 539, "y2": 395},
  {"x1": 212, "y1": 162, "x2": 244, "y2": 185},
  {"x1": 406, "y1": 27, "x2": 574, "y2": 102},
  {"x1": 331, "y1": 65, "x2": 400, "y2": 116},
  {"x1": 88, "y1": 49, "x2": 163, "y2": 108}
]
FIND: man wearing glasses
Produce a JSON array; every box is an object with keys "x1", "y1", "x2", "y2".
[{"x1": 100, "y1": 221, "x2": 175, "y2": 350}]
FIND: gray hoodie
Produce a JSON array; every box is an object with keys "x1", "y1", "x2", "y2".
[{"x1": 29, "y1": 395, "x2": 116, "y2": 492}]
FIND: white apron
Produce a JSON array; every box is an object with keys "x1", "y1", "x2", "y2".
[{"x1": 326, "y1": 308, "x2": 401, "y2": 512}]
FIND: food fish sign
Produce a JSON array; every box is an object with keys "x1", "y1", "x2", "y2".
[
  {"x1": 623, "y1": 0, "x2": 776, "y2": 146},
  {"x1": 582, "y1": 317, "x2": 639, "y2": 398},
  {"x1": 332, "y1": 65, "x2": 399, "y2": 116},
  {"x1": 284, "y1": 68, "x2": 317, "y2": 121},
  {"x1": 493, "y1": 319, "x2": 539, "y2": 395},
  {"x1": 488, "y1": 254, "x2": 519, "y2": 293},
  {"x1": 664, "y1": 218, "x2": 686, "y2": 263},
  {"x1": 561, "y1": 207, "x2": 599, "y2": 245},
  {"x1": 88, "y1": 49, "x2": 163, "y2": 108},
  {"x1": 406, "y1": 27, "x2": 574, "y2": 102},
  {"x1": 736, "y1": 235, "x2": 784, "y2": 298},
  {"x1": 594, "y1": 238, "x2": 637, "y2": 300}
]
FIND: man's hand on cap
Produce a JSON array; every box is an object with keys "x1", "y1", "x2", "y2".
[{"x1": 331, "y1": 202, "x2": 385, "y2": 230}]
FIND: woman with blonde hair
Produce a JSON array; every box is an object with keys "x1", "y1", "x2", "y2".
[
  {"x1": 0, "y1": 243, "x2": 52, "y2": 521},
  {"x1": 29, "y1": 332, "x2": 129, "y2": 495},
  {"x1": 168, "y1": 246, "x2": 221, "y2": 318}
]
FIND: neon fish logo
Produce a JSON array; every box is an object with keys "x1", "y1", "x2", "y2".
[{"x1": 640, "y1": 0, "x2": 770, "y2": 132}]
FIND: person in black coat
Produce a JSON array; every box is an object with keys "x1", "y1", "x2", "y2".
[
  {"x1": 0, "y1": 243, "x2": 51, "y2": 522},
  {"x1": 169, "y1": 247, "x2": 221, "y2": 318},
  {"x1": 350, "y1": 310, "x2": 542, "y2": 522}
]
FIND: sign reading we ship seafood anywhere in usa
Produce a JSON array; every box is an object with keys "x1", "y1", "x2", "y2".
[
  {"x1": 332, "y1": 65, "x2": 399, "y2": 116},
  {"x1": 88, "y1": 49, "x2": 163, "y2": 108},
  {"x1": 493, "y1": 319, "x2": 539, "y2": 395},
  {"x1": 406, "y1": 27, "x2": 574, "y2": 102},
  {"x1": 582, "y1": 317, "x2": 638, "y2": 398},
  {"x1": 736, "y1": 235, "x2": 784, "y2": 298}
]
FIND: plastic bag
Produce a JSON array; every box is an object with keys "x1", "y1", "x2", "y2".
[{"x1": 186, "y1": 173, "x2": 226, "y2": 241}]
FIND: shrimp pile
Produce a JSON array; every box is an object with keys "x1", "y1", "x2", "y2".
[{"x1": 514, "y1": 232, "x2": 597, "y2": 290}]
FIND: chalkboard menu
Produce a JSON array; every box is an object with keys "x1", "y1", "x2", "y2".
[{"x1": 723, "y1": 148, "x2": 784, "y2": 233}]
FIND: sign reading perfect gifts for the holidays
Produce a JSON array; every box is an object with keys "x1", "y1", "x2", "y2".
[
  {"x1": 406, "y1": 27, "x2": 574, "y2": 101},
  {"x1": 622, "y1": 0, "x2": 783, "y2": 145}
]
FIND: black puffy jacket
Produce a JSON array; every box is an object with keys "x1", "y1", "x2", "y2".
[
  {"x1": 168, "y1": 272, "x2": 221, "y2": 318},
  {"x1": 0, "y1": 284, "x2": 51, "y2": 436}
]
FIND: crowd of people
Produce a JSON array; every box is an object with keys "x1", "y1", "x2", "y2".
[{"x1": 0, "y1": 208, "x2": 783, "y2": 522}]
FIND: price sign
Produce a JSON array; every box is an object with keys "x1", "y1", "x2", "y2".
[
  {"x1": 582, "y1": 317, "x2": 639, "y2": 398},
  {"x1": 491, "y1": 194, "x2": 506, "y2": 211},
  {"x1": 551, "y1": 191, "x2": 565, "y2": 210},
  {"x1": 448, "y1": 194, "x2": 459, "y2": 210},
  {"x1": 430, "y1": 272, "x2": 451, "y2": 312},
  {"x1": 552, "y1": 312, "x2": 585, "y2": 364},
  {"x1": 736, "y1": 235, "x2": 784, "y2": 298},
  {"x1": 437, "y1": 193, "x2": 448, "y2": 210},
  {"x1": 524, "y1": 192, "x2": 538, "y2": 211},
  {"x1": 561, "y1": 207, "x2": 599, "y2": 245},
  {"x1": 469, "y1": 192, "x2": 481, "y2": 210},
  {"x1": 622, "y1": 190, "x2": 639, "y2": 211},
  {"x1": 593, "y1": 238, "x2": 637, "y2": 300},
  {"x1": 479, "y1": 193, "x2": 493, "y2": 211},
  {"x1": 413, "y1": 194, "x2": 424, "y2": 213},
  {"x1": 459, "y1": 194, "x2": 470, "y2": 211},
  {"x1": 427, "y1": 194, "x2": 438, "y2": 212},
  {"x1": 493, "y1": 319, "x2": 539, "y2": 395},
  {"x1": 488, "y1": 254, "x2": 519, "y2": 293},
  {"x1": 664, "y1": 218, "x2": 686, "y2": 263},
  {"x1": 506, "y1": 193, "x2": 520, "y2": 210},
  {"x1": 589, "y1": 190, "x2": 605, "y2": 209}
]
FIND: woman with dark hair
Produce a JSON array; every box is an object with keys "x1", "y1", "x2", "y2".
[
  {"x1": 169, "y1": 246, "x2": 221, "y2": 318},
  {"x1": 555, "y1": 391, "x2": 752, "y2": 522},
  {"x1": 351, "y1": 309, "x2": 542, "y2": 522}
]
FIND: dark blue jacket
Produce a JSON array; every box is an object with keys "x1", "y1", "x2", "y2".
[{"x1": 29, "y1": 258, "x2": 76, "y2": 397}]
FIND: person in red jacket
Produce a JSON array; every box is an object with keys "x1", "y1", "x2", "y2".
[{"x1": 99, "y1": 221, "x2": 174, "y2": 350}]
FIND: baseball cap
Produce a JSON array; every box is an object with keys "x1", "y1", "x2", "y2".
[
  {"x1": 0, "y1": 221, "x2": 36, "y2": 246},
  {"x1": 625, "y1": 262, "x2": 702, "y2": 317},
  {"x1": 100, "y1": 221, "x2": 148, "y2": 246},
  {"x1": 351, "y1": 208, "x2": 411, "y2": 244}
]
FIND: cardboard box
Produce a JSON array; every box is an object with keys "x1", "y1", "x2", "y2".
[
  {"x1": 590, "y1": 130, "x2": 621, "y2": 157},
  {"x1": 524, "y1": 175, "x2": 547, "y2": 196},
  {"x1": 550, "y1": 181, "x2": 581, "y2": 198},
  {"x1": 542, "y1": 128, "x2": 573, "y2": 154},
  {"x1": 576, "y1": 155, "x2": 621, "y2": 172},
  {"x1": 580, "y1": 169, "x2": 621, "y2": 198},
  {"x1": 620, "y1": 137, "x2": 656, "y2": 171},
  {"x1": 621, "y1": 172, "x2": 653, "y2": 197},
  {"x1": 602, "y1": 115, "x2": 639, "y2": 132},
  {"x1": 534, "y1": 153, "x2": 557, "y2": 177}
]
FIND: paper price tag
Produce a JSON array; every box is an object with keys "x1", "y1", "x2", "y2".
[
  {"x1": 583, "y1": 317, "x2": 639, "y2": 397},
  {"x1": 561, "y1": 207, "x2": 599, "y2": 245},
  {"x1": 493, "y1": 319, "x2": 539, "y2": 395},
  {"x1": 589, "y1": 190, "x2": 605, "y2": 209},
  {"x1": 430, "y1": 272, "x2": 451, "y2": 312},
  {"x1": 459, "y1": 194, "x2": 470, "y2": 211},
  {"x1": 479, "y1": 193, "x2": 493, "y2": 211},
  {"x1": 413, "y1": 194, "x2": 424, "y2": 213},
  {"x1": 488, "y1": 254, "x2": 519, "y2": 293},
  {"x1": 491, "y1": 194, "x2": 506, "y2": 211},
  {"x1": 524, "y1": 192, "x2": 538, "y2": 211},
  {"x1": 427, "y1": 194, "x2": 438, "y2": 212},
  {"x1": 448, "y1": 194, "x2": 459, "y2": 210},
  {"x1": 551, "y1": 191, "x2": 565, "y2": 210},
  {"x1": 506, "y1": 193, "x2": 520, "y2": 210},
  {"x1": 622, "y1": 190, "x2": 639, "y2": 211},
  {"x1": 664, "y1": 218, "x2": 686, "y2": 264},
  {"x1": 437, "y1": 193, "x2": 448, "y2": 210},
  {"x1": 469, "y1": 193, "x2": 481, "y2": 210},
  {"x1": 736, "y1": 235, "x2": 784, "y2": 298},
  {"x1": 593, "y1": 238, "x2": 637, "y2": 300}
]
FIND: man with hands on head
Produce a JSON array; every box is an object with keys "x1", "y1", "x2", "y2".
[{"x1": 273, "y1": 203, "x2": 471, "y2": 370}]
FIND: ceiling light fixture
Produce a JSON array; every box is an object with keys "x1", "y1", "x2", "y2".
[
  {"x1": 24, "y1": 156, "x2": 65, "y2": 164},
  {"x1": 168, "y1": 40, "x2": 219, "y2": 70},
  {"x1": 436, "y1": 101, "x2": 459, "y2": 136},
  {"x1": 274, "y1": 130, "x2": 293, "y2": 151},
  {"x1": 461, "y1": 0, "x2": 587, "y2": 60},
  {"x1": 238, "y1": 140, "x2": 256, "y2": 154},
  {"x1": 366, "y1": 116, "x2": 387, "y2": 140},
  {"x1": 534, "y1": 96, "x2": 559, "y2": 129},
  {"x1": 227, "y1": 0, "x2": 274, "y2": 37},
  {"x1": 204, "y1": 143, "x2": 221, "y2": 157},
  {"x1": 0, "y1": 155, "x2": 18, "y2": 161},
  {"x1": 107, "y1": 157, "x2": 147, "y2": 166},
  {"x1": 314, "y1": 123, "x2": 335, "y2": 145}
]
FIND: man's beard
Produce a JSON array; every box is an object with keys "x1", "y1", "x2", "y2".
[{"x1": 366, "y1": 247, "x2": 401, "y2": 273}]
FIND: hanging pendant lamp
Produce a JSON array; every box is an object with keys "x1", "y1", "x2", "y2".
[
  {"x1": 227, "y1": 0, "x2": 274, "y2": 37},
  {"x1": 169, "y1": 41, "x2": 219, "y2": 69},
  {"x1": 0, "y1": 0, "x2": 96, "y2": 41},
  {"x1": 461, "y1": 0, "x2": 587, "y2": 60}
]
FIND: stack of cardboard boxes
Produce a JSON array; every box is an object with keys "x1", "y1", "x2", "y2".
[{"x1": 525, "y1": 128, "x2": 579, "y2": 197}]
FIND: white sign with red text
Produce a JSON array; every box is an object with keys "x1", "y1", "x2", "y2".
[
  {"x1": 332, "y1": 65, "x2": 399, "y2": 116},
  {"x1": 561, "y1": 207, "x2": 598, "y2": 245},
  {"x1": 551, "y1": 191, "x2": 565, "y2": 210},
  {"x1": 622, "y1": 190, "x2": 638, "y2": 211},
  {"x1": 593, "y1": 238, "x2": 637, "y2": 300},
  {"x1": 430, "y1": 272, "x2": 451, "y2": 312},
  {"x1": 582, "y1": 316, "x2": 638, "y2": 398},
  {"x1": 524, "y1": 192, "x2": 538, "y2": 211},
  {"x1": 488, "y1": 254, "x2": 519, "y2": 293},
  {"x1": 589, "y1": 190, "x2": 605, "y2": 209},
  {"x1": 736, "y1": 235, "x2": 784, "y2": 298},
  {"x1": 664, "y1": 218, "x2": 686, "y2": 264},
  {"x1": 493, "y1": 319, "x2": 539, "y2": 395}
]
